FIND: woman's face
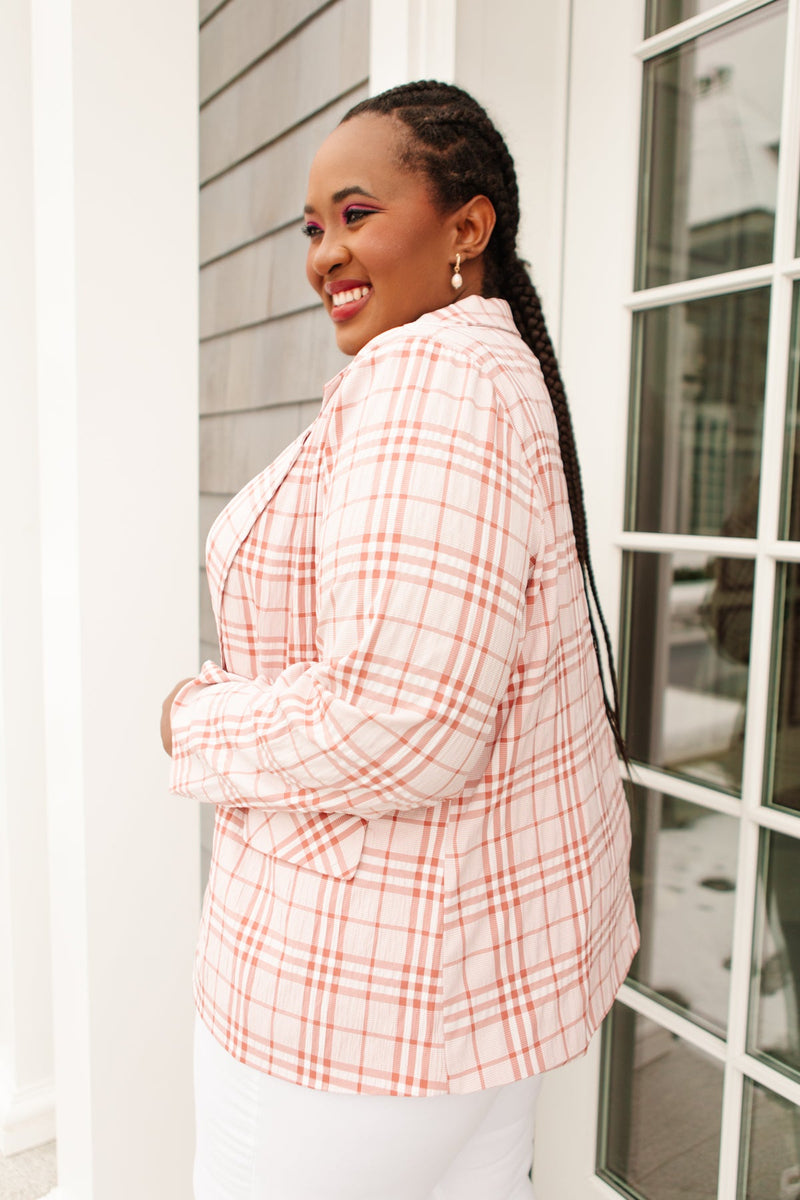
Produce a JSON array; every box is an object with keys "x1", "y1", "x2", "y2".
[{"x1": 303, "y1": 115, "x2": 477, "y2": 356}]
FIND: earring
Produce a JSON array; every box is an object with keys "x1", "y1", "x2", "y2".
[{"x1": 450, "y1": 253, "x2": 463, "y2": 290}]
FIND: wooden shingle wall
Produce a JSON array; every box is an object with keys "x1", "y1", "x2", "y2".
[{"x1": 198, "y1": 0, "x2": 369, "y2": 663}]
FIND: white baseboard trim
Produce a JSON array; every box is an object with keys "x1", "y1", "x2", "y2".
[{"x1": 0, "y1": 1076, "x2": 56, "y2": 1156}]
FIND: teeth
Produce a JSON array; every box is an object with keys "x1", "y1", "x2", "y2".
[{"x1": 332, "y1": 286, "x2": 370, "y2": 307}]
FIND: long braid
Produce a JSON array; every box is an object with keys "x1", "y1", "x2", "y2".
[
  {"x1": 343, "y1": 83, "x2": 627, "y2": 761},
  {"x1": 503, "y1": 260, "x2": 625, "y2": 753}
]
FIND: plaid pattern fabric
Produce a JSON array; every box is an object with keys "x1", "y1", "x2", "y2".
[{"x1": 171, "y1": 297, "x2": 638, "y2": 1095}]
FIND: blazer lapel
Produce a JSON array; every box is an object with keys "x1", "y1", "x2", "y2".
[{"x1": 205, "y1": 425, "x2": 314, "y2": 634}]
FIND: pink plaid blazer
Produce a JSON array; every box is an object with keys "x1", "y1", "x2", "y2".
[{"x1": 170, "y1": 296, "x2": 638, "y2": 1096}]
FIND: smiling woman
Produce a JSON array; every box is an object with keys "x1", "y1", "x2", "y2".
[
  {"x1": 301, "y1": 115, "x2": 496, "y2": 355},
  {"x1": 162, "y1": 80, "x2": 638, "y2": 1200}
]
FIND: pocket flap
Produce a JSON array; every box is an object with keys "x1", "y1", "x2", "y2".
[{"x1": 242, "y1": 808, "x2": 366, "y2": 880}]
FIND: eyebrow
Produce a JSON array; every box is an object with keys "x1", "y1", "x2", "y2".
[{"x1": 303, "y1": 186, "x2": 379, "y2": 215}]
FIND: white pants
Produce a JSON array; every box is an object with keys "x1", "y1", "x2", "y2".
[{"x1": 194, "y1": 1016, "x2": 542, "y2": 1200}]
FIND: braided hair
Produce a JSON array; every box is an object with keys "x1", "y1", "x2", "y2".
[{"x1": 342, "y1": 81, "x2": 627, "y2": 761}]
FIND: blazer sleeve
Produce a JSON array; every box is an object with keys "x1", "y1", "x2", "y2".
[{"x1": 169, "y1": 335, "x2": 539, "y2": 818}]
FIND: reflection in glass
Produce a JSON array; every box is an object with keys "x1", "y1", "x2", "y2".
[
  {"x1": 749, "y1": 830, "x2": 800, "y2": 1079},
  {"x1": 767, "y1": 565, "x2": 800, "y2": 814},
  {"x1": 781, "y1": 284, "x2": 800, "y2": 541},
  {"x1": 637, "y1": 5, "x2": 786, "y2": 290},
  {"x1": 623, "y1": 550, "x2": 751, "y2": 791},
  {"x1": 741, "y1": 1080, "x2": 800, "y2": 1200},
  {"x1": 599, "y1": 1005, "x2": 723, "y2": 1198},
  {"x1": 628, "y1": 784, "x2": 736, "y2": 1034},
  {"x1": 646, "y1": 0, "x2": 730, "y2": 38},
  {"x1": 628, "y1": 291, "x2": 768, "y2": 538}
]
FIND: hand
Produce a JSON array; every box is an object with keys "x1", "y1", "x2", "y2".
[{"x1": 161, "y1": 678, "x2": 194, "y2": 757}]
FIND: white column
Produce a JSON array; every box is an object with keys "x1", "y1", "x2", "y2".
[
  {"x1": 29, "y1": 0, "x2": 201, "y2": 1195},
  {"x1": 556, "y1": 0, "x2": 641, "y2": 637},
  {"x1": 534, "y1": 0, "x2": 642, "y2": 1190},
  {"x1": 369, "y1": 0, "x2": 457, "y2": 93},
  {"x1": 0, "y1": 0, "x2": 56, "y2": 1158}
]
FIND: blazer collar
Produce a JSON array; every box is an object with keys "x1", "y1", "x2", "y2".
[
  {"x1": 418, "y1": 294, "x2": 517, "y2": 335},
  {"x1": 321, "y1": 296, "x2": 519, "y2": 404}
]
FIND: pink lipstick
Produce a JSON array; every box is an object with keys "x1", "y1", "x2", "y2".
[{"x1": 326, "y1": 280, "x2": 372, "y2": 322}]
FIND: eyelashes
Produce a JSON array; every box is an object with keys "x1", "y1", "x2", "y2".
[
  {"x1": 300, "y1": 207, "x2": 379, "y2": 238},
  {"x1": 343, "y1": 206, "x2": 379, "y2": 224}
]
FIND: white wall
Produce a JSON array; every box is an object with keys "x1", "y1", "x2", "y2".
[
  {"x1": 370, "y1": 0, "x2": 457, "y2": 91},
  {"x1": 368, "y1": 0, "x2": 572, "y2": 347},
  {"x1": 1, "y1": 0, "x2": 202, "y2": 1194},
  {"x1": 455, "y1": 0, "x2": 636, "y2": 631},
  {"x1": 456, "y1": 0, "x2": 572, "y2": 349}
]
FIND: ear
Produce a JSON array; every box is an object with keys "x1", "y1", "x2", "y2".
[{"x1": 452, "y1": 195, "x2": 496, "y2": 261}]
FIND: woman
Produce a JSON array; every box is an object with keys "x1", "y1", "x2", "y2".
[{"x1": 163, "y1": 81, "x2": 638, "y2": 1200}]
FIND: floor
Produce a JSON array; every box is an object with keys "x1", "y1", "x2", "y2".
[{"x1": 0, "y1": 1142, "x2": 57, "y2": 1200}]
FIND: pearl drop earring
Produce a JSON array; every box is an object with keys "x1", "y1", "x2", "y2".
[{"x1": 451, "y1": 253, "x2": 463, "y2": 290}]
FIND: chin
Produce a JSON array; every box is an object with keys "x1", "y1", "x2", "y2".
[{"x1": 335, "y1": 325, "x2": 373, "y2": 357}]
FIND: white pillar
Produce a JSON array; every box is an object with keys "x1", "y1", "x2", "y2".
[
  {"x1": 369, "y1": 0, "x2": 457, "y2": 93},
  {"x1": 0, "y1": 0, "x2": 56, "y2": 1159},
  {"x1": 26, "y1": 0, "x2": 200, "y2": 1195}
]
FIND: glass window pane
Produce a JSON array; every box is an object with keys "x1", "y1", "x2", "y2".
[
  {"x1": 599, "y1": 1004, "x2": 724, "y2": 1198},
  {"x1": 646, "y1": 0, "x2": 731, "y2": 38},
  {"x1": 623, "y1": 550, "x2": 751, "y2": 792},
  {"x1": 740, "y1": 1079, "x2": 800, "y2": 1199},
  {"x1": 628, "y1": 290, "x2": 768, "y2": 538},
  {"x1": 781, "y1": 283, "x2": 800, "y2": 541},
  {"x1": 749, "y1": 830, "x2": 800, "y2": 1078},
  {"x1": 637, "y1": 5, "x2": 786, "y2": 290},
  {"x1": 766, "y1": 564, "x2": 800, "y2": 814},
  {"x1": 628, "y1": 783, "x2": 737, "y2": 1034}
]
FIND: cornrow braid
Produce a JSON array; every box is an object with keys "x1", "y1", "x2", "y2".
[{"x1": 343, "y1": 81, "x2": 627, "y2": 762}]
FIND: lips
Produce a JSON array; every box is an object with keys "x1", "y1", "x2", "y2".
[{"x1": 325, "y1": 280, "x2": 372, "y2": 322}]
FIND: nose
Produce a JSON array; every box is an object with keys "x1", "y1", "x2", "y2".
[{"x1": 309, "y1": 229, "x2": 350, "y2": 279}]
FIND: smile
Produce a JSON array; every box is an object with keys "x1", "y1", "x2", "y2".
[
  {"x1": 327, "y1": 283, "x2": 373, "y2": 323},
  {"x1": 332, "y1": 286, "x2": 371, "y2": 308}
]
